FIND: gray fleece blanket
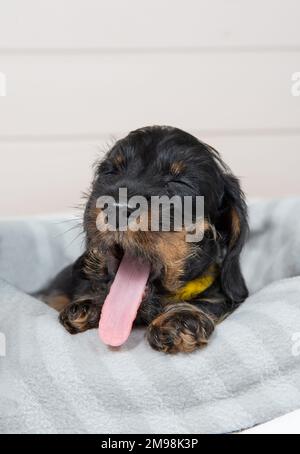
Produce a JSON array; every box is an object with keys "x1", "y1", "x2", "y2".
[{"x1": 0, "y1": 199, "x2": 300, "y2": 434}]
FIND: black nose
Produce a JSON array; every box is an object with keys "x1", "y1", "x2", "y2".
[
  {"x1": 126, "y1": 206, "x2": 136, "y2": 218},
  {"x1": 114, "y1": 204, "x2": 136, "y2": 229}
]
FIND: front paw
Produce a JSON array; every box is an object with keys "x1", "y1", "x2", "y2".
[
  {"x1": 59, "y1": 301, "x2": 100, "y2": 334},
  {"x1": 147, "y1": 303, "x2": 215, "y2": 354}
]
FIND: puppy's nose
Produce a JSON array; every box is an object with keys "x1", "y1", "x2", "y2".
[
  {"x1": 126, "y1": 206, "x2": 135, "y2": 219},
  {"x1": 113, "y1": 202, "x2": 135, "y2": 217},
  {"x1": 113, "y1": 203, "x2": 136, "y2": 229}
]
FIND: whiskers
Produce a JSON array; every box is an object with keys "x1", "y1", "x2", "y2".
[{"x1": 52, "y1": 215, "x2": 84, "y2": 250}]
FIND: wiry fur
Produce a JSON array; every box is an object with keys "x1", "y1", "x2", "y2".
[{"x1": 41, "y1": 126, "x2": 249, "y2": 353}]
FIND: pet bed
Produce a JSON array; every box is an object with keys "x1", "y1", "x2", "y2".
[{"x1": 0, "y1": 199, "x2": 300, "y2": 434}]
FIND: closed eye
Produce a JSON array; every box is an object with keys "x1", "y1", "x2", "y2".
[
  {"x1": 99, "y1": 161, "x2": 121, "y2": 176},
  {"x1": 103, "y1": 168, "x2": 118, "y2": 176},
  {"x1": 168, "y1": 179, "x2": 194, "y2": 191},
  {"x1": 101, "y1": 168, "x2": 118, "y2": 177}
]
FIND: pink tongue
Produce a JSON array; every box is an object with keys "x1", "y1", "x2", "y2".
[{"x1": 99, "y1": 251, "x2": 151, "y2": 347}]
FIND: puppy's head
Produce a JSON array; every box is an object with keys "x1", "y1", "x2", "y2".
[{"x1": 84, "y1": 126, "x2": 248, "y2": 303}]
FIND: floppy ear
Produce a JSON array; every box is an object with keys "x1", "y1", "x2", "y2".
[{"x1": 217, "y1": 173, "x2": 249, "y2": 304}]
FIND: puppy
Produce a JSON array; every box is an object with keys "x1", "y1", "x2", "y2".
[{"x1": 42, "y1": 126, "x2": 248, "y2": 353}]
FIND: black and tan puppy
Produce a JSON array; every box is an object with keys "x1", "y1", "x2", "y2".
[{"x1": 42, "y1": 126, "x2": 248, "y2": 353}]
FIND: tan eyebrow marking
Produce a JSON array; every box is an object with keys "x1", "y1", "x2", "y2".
[
  {"x1": 170, "y1": 161, "x2": 186, "y2": 176},
  {"x1": 113, "y1": 153, "x2": 125, "y2": 168}
]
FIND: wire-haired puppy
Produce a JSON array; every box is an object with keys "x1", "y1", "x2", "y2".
[{"x1": 42, "y1": 126, "x2": 249, "y2": 353}]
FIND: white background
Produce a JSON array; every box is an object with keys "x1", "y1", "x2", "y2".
[{"x1": 0, "y1": 1, "x2": 300, "y2": 215}]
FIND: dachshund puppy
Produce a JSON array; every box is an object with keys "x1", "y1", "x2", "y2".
[{"x1": 42, "y1": 126, "x2": 249, "y2": 353}]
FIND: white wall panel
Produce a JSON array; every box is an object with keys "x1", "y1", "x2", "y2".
[
  {"x1": 0, "y1": 53, "x2": 299, "y2": 137},
  {"x1": 0, "y1": 143, "x2": 102, "y2": 215},
  {"x1": 0, "y1": 0, "x2": 299, "y2": 214},
  {"x1": 0, "y1": 0, "x2": 299, "y2": 49}
]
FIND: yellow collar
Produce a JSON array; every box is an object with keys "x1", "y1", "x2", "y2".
[{"x1": 172, "y1": 266, "x2": 218, "y2": 302}]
